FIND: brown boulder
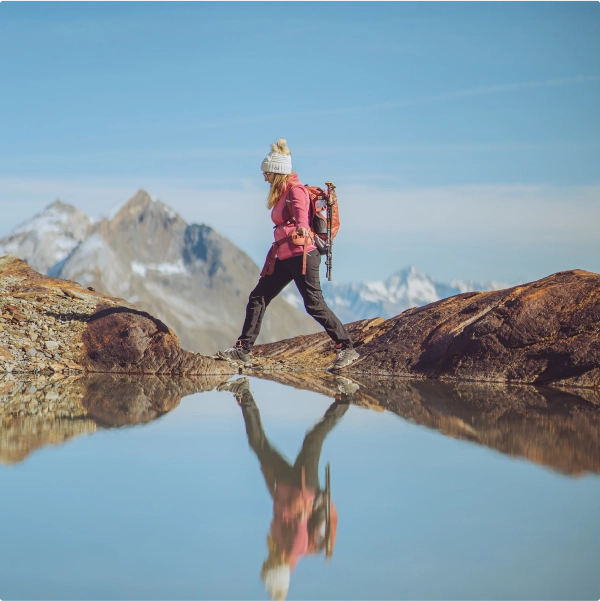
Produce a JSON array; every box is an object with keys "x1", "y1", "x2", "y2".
[{"x1": 80, "y1": 303, "x2": 232, "y2": 376}]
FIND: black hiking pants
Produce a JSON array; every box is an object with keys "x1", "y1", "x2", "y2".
[
  {"x1": 239, "y1": 389, "x2": 349, "y2": 491},
  {"x1": 238, "y1": 249, "x2": 352, "y2": 349}
]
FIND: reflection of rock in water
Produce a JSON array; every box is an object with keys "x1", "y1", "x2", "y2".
[
  {"x1": 355, "y1": 377, "x2": 600, "y2": 477},
  {"x1": 256, "y1": 372, "x2": 600, "y2": 477},
  {"x1": 81, "y1": 374, "x2": 221, "y2": 427},
  {"x1": 0, "y1": 377, "x2": 94, "y2": 464},
  {"x1": 4, "y1": 371, "x2": 600, "y2": 475},
  {"x1": 0, "y1": 374, "x2": 227, "y2": 463},
  {"x1": 0, "y1": 415, "x2": 98, "y2": 465}
]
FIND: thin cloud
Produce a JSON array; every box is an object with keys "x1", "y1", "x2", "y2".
[{"x1": 189, "y1": 74, "x2": 600, "y2": 130}]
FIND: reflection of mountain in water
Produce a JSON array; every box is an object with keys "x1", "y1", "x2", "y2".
[
  {"x1": 2, "y1": 373, "x2": 600, "y2": 476},
  {"x1": 0, "y1": 374, "x2": 226, "y2": 464}
]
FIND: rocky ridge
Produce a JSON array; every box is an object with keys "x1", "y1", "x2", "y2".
[
  {"x1": 252, "y1": 269, "x2": 600, "y2": 389},
  {"x1": 0, "y1": 255, "x2": 235, "y2": 378},
  {"x1": 2, "y1": 255, "x2": 598, "y2": 390}
]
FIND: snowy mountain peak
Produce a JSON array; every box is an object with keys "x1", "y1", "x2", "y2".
[
  {"x1": 46, "y1": 199, "x2": 81, "y2": 214},
  {"x1": 284, "y1": 264, "x2": 509, "y2": 323},
  {"x1": 0, "y1": 200, "x2": 91, "y2": 274}
]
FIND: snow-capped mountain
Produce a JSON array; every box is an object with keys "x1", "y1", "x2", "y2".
[
  {"x1": 1, "y1": 191, "x2": 319, "y2": 354},
  {"x1": 283, "y1": 265, "x2": 507, "y2": 322},
  {"x1": 0, "y1": 201, "x2": 91, "y2": 275}
]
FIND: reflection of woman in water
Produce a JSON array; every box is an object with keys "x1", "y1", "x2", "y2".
[{"x1": 218, "y1": 377, "x2": 352, "y2": 601}]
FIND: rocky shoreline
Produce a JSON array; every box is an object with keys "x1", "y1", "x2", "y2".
[
  {"x1": 2, "y1": 254, "x2": 599, "y2": 472},
  {"x1": 1, "y1": 254, "x2": 599, "y2": 389}
]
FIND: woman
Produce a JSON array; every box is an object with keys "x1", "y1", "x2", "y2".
[{"x1": 217, "y1": 139, "x2": 359, "y2": 370}]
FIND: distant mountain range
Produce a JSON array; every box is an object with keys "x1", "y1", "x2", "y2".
[
  {"x1": 283, "y1": 265, "x2": 508, "y2": 322},
  {"x1": 0, "y1": 190, "x2": 509, "y2": 352},
  {"x1": 0, "y1": 191, "x2": 319, "y2": 354}
]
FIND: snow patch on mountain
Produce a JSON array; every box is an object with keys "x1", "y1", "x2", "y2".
[
  {"x1": 131, "y1": 260, "x2": 187, "y2": 278},
  {"x1": 283, "y1": 265, "x2": 508, "y2": 322},
  {"x1": 0, "y1": 200, "x2": 92, "y2": 275}
]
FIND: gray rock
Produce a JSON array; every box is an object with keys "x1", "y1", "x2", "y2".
[{"x1": 44, "y1": 341, "x2": 59, "y2": 350}]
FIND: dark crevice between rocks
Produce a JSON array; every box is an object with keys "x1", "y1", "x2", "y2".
[{"x1": 87, "y1": 306, "x2": 170, "y2": 333}]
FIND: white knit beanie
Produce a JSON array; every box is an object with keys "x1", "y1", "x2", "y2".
[
  {"x1": 262, "y1": 564, "x2": 290, "y2": 600},
  {"x1": 261, "y1": 138, "x2": 292, "y2": 174}
]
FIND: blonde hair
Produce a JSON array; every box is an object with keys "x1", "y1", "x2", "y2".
[
  {"x1": 267, "y1": 173, "x2": 294, "y2": 210},
  {"x1": 265, "y1": 139, "x2": 293, "y2": 210},
  {"x1": 261, "y1": 535, "x2": 289, "y2": 600}
]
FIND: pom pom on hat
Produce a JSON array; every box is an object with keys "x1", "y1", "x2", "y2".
[{"x1": 261, "y1": 138, "x2": 292, "y2": 174}]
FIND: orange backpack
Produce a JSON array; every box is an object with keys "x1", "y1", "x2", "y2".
[
  {"x1": 305, "y1": 183, "x2": 340, "y2": 242},
  {"x1": 264, "y1": 182, "x2": 339, "y2": 279}
]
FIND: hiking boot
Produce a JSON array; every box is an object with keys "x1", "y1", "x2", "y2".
[
  {"x1": 216, "y1": 341, "x2": 253, "y2": 366},
  {"x1": 217, "y1": 377, "x2": 251, "y2": 397},
  {"x1": 334, "y1": 375, "x2": 359, "y2": 397},
  {"x1": 333, "y1": 347, "x2": 359, "y2": 370}
]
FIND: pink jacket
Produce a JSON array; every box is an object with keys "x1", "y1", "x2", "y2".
[
  {"x1": 270, "y1": 173, "x2": 316, "y2": 261},
  {"x1": 271, "y1": 482, "x2": 316, "y2": 570}
]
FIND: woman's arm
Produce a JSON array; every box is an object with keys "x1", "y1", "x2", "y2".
[{"x1": 288, "y1": 186, "x2": 311, "y2": 233}]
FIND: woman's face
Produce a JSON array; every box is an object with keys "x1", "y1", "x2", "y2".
[{"x1": 263, "y1": 171, "x2": 275, "y2": 184}]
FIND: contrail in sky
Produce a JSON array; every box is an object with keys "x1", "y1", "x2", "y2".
[{"x1": 195, "y1": 74, "x2": 600, "y2": 130}]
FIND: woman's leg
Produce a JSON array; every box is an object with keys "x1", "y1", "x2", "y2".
[
  {"x1": 238, "y1": 259, "x2": 293, "y2": 348},
  {"x1": 239, "y1": 390, "x2": 294, "y2": 485},
  {"x1": 291, "y1": 250, "x2": 352, "y2": 348},
  {"x1": 293, "y1": 400, "x2": 349, "y2": 490}
]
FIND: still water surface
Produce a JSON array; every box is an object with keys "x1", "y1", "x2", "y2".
[{"x1": 1, "y1": 375, "x2": 599, "y2": 600}]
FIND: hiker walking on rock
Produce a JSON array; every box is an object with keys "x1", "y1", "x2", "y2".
[{"x1": 218, "y1": 139, "x2": 359, "y2": 370}]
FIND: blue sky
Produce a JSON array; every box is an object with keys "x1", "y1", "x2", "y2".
[{"x1": 1, "y1": 2, "x2": 599, "y2": 284}]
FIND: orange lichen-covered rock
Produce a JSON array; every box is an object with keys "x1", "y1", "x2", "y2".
[{"x1": 252, "y1": 270, "x2": 600, "y2": 388}]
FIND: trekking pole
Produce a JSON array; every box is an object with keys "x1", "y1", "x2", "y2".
[
  {"x1": 325, "y1": 182, "x2": 336, "y2": 281},
  {"x1": 325, "y1": 462, "x2": 333, "y2": 558}
]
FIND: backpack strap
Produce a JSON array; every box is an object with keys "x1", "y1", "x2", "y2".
[{"x1": 260, "y1": 231, "x2": 314, "y2": 277}]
